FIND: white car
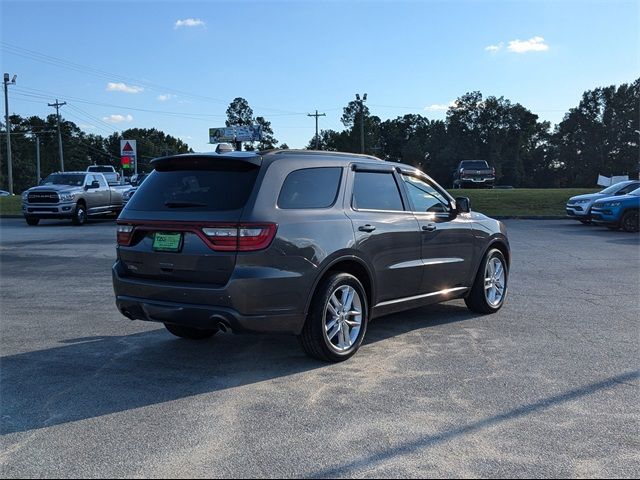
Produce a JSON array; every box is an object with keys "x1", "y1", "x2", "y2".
[{"x1": 0, "y1": 190, "x2": 10, "y2": 197}]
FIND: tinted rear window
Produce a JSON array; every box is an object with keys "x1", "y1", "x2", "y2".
[
  {"x1": 353, "y1": 172, "x2": 404, "y2": 211},
  {"x1": 278, "y1": 167, "x2": 342, "y2": 209},
  {"x1": 460, "y1": 161, "x2": 489, "y2": 169},
  {"x1": 125, "y1": 166, "x2": 259, "y2": 212},
  {"x1": 87, "y1": 166, "x2": 115, "y2": 173}
]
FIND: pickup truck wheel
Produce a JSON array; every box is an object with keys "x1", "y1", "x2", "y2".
[
  {"x1": 621, "y1": 211, "x2": 639, "y2": 233},
  {"x1": 164, "y1": 323, "x2": 218, "y2": 340},
  {"x1": 299, "y1": 272, "x2": 368, "y2": 362},
  {"x1": 25, "y1": 217, "x2": 39, "y2": 226},
  {"x1": 465, "y1": 248, "x2": 508, "y2": 314},
  {"x1": 72, "y1": 203, "x2": 87, "y2": 226}
]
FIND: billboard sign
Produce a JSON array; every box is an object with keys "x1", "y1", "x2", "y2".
[
  {"x1": 209, "y1": 127, "x2": 235, "y2": 143},
  {"x1": 209, "y1": 125, "x2": 263, "y2": 143}
]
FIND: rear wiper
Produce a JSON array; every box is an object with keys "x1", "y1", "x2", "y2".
[{"x1": 164, "y1": 201, "x2": 207, "y2": 208}]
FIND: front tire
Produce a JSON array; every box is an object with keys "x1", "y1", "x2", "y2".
[
  {"x1": 299, "y1": 273, "x2": 368, "y2": 362},
  {"x1": 621, "y1": 211, "x2": 639, "y2": 233},
  {"x1": 72, "y1": 202, "x2": 87, "y2": 226},
  {"x1": 25, "y1": 217, "x2": 40, "y2": 226},
  {"x1": 164, "y1": 323, "x2": 218, "y2": 340},
  {"x1": 465, "y1": 248, "x2": 508, "y2": 314}
]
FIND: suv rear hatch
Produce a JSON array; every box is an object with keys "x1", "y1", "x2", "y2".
[{"x1": 116, "y1": 153, "x2": 271, "y2": 286}]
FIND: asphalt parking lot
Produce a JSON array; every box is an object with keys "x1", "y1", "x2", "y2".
[{"x1": 0, "y1": 217, "x2": 638, "y2": 478}]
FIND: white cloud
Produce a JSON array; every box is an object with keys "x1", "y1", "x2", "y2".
[
  {"x1": 106, "y1": 82, "x2": 144, "y2": 94},
  {"x1": 425, "y1": 101, "x2": 457, "y2": 112},
  {"x1": 157, "y1": 94, "x2": 175, "y2": 102},
  {"x1": 174, "y1": 18, "x2": 205, "y2": 29},
  {"x1": 78, "y1": 124, "x2": 95, "y2": 130},
  {"x1": 507, "y1": 36, "x2": 549, "y2": 53},
  {"x1": 102, "y1": 114, "x2": 133, "y2": 124},
  {"x1": 485, "y1": 42, "x2": 504, "y2": 52}
]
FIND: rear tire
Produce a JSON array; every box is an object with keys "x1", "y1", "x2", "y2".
[
  {"x1": 25, "y1": 217, "x2": 40, "y2": 226},
  {"x1": 72, "y1": 202, "x2": 87, "y2": 226},
  {"x1": 164, "y1": 323, "x2": 218, "y2": 340},
  {"x1": 621, "y1": 211, "x2": 639, "y2": 233},
  {"x1": 465, "y1": 248, "x2": 508, "y2": 314},
  {"x1": 299, "y1": 272, "x2": 368, "y2": 362}
]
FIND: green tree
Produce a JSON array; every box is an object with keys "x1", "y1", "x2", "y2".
[
  {"x1": 255, "y1": 116, "x2": 278, "y2": 150},
  {"x1": 225, "y1": 97, "x2": 254, "y2": 127}
]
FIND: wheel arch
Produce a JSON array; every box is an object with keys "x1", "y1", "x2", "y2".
[{"x1": 304, "y1": 254, "x2": 375, "y2": 315}]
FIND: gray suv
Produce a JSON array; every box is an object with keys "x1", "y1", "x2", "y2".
[{"x1": 113, "y1": 150, "x2": 510, "y2": 361}]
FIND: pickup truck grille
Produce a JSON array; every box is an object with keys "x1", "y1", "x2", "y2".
[{"x1": 28, "y1": 192, "x2": 59, "y2": 204}]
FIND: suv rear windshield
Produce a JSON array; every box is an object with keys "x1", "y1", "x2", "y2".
[
  {"x1": 87, "y1": 166, "x2": 115, "y2": 172},
  {"x1": 125, "y1": 164, "x2": 259, "y2": 212},
  {"x1": 460, "y1": 161, "x2": 489, "y2": 169}
]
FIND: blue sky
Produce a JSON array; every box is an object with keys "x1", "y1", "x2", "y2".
[{"x1": 1, "y1": 0, "x2": 638, "y2": 151}]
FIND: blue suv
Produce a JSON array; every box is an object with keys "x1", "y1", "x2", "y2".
[{"x1": 590, "y1": 187, "x2": 640, "y2": 232}]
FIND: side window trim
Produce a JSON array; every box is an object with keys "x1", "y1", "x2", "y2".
[
  {"x1": 400, "y1": 173, "x2": 453, "y2": 216},
  {"x1": 350, "y1": 170, "x2": 407, "y2": 212}
]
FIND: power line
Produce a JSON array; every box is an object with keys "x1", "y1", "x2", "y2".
[{"x1": 1, "y1": 42, "x2": 309, "y2": 115}]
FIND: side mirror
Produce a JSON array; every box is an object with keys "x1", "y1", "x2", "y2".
[
  {"x1": 455, "y1": 196, "x2": 471, "y2": 214},
  {"x1": 85, "y1": 181, "x2": 100, "y2": 190}
]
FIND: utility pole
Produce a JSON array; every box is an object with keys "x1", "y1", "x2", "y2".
[
  {"x1": 307, "y1": 110, "x2": 326, "y2": 150},
  {"x1": 355, "y1": 93, "x2": 367, "y2": 154},
  {"x1": 48, "y1": 99, "x2": 66, "y2": 171},
  {"x1": 3, "y1": 73, "x2": 16, "y2": 194}
]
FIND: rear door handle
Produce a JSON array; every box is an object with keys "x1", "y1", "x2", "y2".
[
  {"x1": 422, "y1": 224, "x2": 437, "y2": 232},
  {"x1": 358, "y1": 224, "x2": 376, "y2": 233}
]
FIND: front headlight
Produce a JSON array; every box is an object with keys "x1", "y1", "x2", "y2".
[
  {"x1": 59, "y1": 192, "x2": 76, "y2": 202},
  {"x1": 572, "y1": 199, "x2": 590, "y2": 204},
  {"x1": 21, "y1": 191, "x2": 28, "y2": 200}
]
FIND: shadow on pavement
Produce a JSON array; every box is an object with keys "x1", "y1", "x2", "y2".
[
  {"x1": 308, "y1": 369, "x2": 640, "y2": 478},
  {"x1": 0, "y1": 302, "x2": 473, "y2": 435}
]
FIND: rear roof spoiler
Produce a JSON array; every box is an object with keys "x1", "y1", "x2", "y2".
[{"x1": 151, "y1": 152, "x2": 263, "y2": 168}]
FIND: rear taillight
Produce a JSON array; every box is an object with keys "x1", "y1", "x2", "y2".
[
  {"x1": 117, "y1": 225, "x2": 134, "y2": 246},
  {"x1": 202, "y1": 223, "x2": 277, "y2": 251}
]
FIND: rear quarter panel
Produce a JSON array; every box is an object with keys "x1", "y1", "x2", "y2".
[{"x1": 236, "y1": 158, "x2": 357, "y2": 316}]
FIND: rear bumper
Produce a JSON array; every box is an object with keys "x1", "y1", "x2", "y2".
[
  {"x1": 112, "y1": 262, "x2": 306, "y2": 335},
  {"x1": 115, "y1": 295, "x2": 304, "y2": 334}
]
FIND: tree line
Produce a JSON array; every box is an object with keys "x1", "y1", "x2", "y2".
[
  {"x1": 307, "y1": 78, "x2": 639, "y2": 188},
  {"x1": 1, "y1": 78, "x2": 637, "y2": 193}
]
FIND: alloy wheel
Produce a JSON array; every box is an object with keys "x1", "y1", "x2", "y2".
[
  {"x1": 484, "y1": 256, "x2": 506, "y2": 307},
  {"x1": 324, "y1": 285, "x2": 363, "y2": 352}
]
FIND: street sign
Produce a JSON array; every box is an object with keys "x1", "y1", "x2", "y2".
[
  {"x1": 120, "y1": 140, "x2": 137, "y2": 174},
  {"x1": 209, "y1": 125, "x2": 263, "y2": 143}
]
